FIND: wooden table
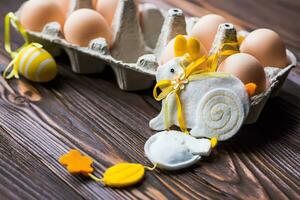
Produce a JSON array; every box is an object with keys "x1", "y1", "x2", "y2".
[{"x1": 0, "y1": 0, "x2": 299, "y2": 199}]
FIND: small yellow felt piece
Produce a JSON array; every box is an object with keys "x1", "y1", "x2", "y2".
[
  {"x1": 59, "y1": 149, "x2": 94, "y2": 174},
  {"x1": 237, "y1": 35, "x2": 245, "y2": 45},
  {"x1": 245, "y1": 83, "x2": 257, "y2": 97},
  {"x1": 102, "y1": 163, "x2": 145, "y2": 188},
  {"x1": 174, "y1": 35, "x2": 187, "y2": 57},
  {"x1": 210, "y1": 137, "x2": 218, "y2": 148},
  {"x1": 187, "y1": 37, "x2": 201, "y2": 60}
]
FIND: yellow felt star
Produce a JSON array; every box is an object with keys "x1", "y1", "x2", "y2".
[{"x1": 59, "y1": 149, "x2": 94, "y2": 174}]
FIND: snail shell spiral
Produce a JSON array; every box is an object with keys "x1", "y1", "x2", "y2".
[{"x1": 191, "y1": 88, "x2": 245, "y2": 141}]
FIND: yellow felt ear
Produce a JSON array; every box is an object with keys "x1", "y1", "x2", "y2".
[
  {"x1": 174, "y1": 35, "x2": 187, "y2": 57},
  {"x1": 187, "y1": 37, "x2": 201, "y2": 60}
]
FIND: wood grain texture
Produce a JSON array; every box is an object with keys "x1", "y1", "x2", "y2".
[{"x1": 0, "y1": 0, "x2": 299, "y2": 199}]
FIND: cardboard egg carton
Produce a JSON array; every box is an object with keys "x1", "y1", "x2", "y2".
[
  {"x1": 15, "y1": 0, "x2": 296, "y2": 124},
  {"x1": 16, "y1": 0, "x2": 163, "y2": 90}
]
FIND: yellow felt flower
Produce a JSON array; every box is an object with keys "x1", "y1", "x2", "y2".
[{"x1": 59, "y1": 149, "x2": 94, "y2": 174}]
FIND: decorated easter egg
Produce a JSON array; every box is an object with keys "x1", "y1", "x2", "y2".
[
  {"x1": 160, "y1": 35, "x2": 207, "y2": 65},
  {"x1": 189, "y1": 14, "x2": 227, "y2": 51},
  {"x1": 20, "y1": 0, "x2": 65, "y2": 32},
  {"x1": 64, "y1": 9, "x2": 112, "y2": 47},
  {"x1": 217, "y1": 53, "x2": 267, "y2": 94},
  {"x1": 14, "y1": 43, "x2": 57, "y2": 82},
  {"x1": 240, "y1": 28, "x2": 288, "y2": 68},
  {"x1": 95, "y1": 0, "x2": 140, "y2": 26}
]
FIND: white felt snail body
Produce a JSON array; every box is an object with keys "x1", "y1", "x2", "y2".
[
  {"x1": 144, "y1": 130, "x2": 213, "y2": 170},
  {"x1": 150, "y1": 46, "x2": 250, "y2": 141}
]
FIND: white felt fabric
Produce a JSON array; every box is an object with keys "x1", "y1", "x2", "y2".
[
  {"x1": 144, "y1": 131, "x2": 212, "y2": 170},
  {"x1": 190, "y1": 88, "x2": 244, "y2": 140},
  {"x1": 150, "y1": 69, "x2": 249, "y2": 141}
]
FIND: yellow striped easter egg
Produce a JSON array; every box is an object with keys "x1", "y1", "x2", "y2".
[{"x1": 14, "y1": 43, "x2": 57, "y2": 82}]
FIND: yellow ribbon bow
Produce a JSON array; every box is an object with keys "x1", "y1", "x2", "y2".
[
  {"x1": 4, "y1": 12, "x2": 30, "y2": 59},
  {"x1": 153, "y1": 55, "x2": 207, "y2": 133},
  {"x1": 3, "y1": 12, "x2": 30, "y2": 79},
  {"x1": 207, "y1": 42, "x2": 240, "y2": 72}
]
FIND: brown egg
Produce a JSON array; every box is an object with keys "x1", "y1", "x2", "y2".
[
  {"x1": 217, "y1": 53, "x2": 267, "y2": 94},
  {"x1": 54, "y1": 0, "x2": 70, "y2": 17},
  {"x1": 189, "y1": 14, "x2": 227, "y2": 52},
  {"x1": 240, "y1": 29, "x2": 287, "y2": 68},
  {"x1": 20, "y1": 0, "x2": 65, "y2": 32},
  {"x1": 64, "y1": 9, "x2": 112, "y2": 47},
  {"x1": 92, "y1": 0, "x2": 98, "y2": 8},
  {"x1": 160, "y1": 35, "x2": 207, "y2": 65},
  {"x1": 95, "y1": 0, "x2": 139, "y2": 26}
]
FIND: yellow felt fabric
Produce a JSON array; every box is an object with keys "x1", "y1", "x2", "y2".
[
  {"x1": 174, "y1": 35, "x2": 187, "y2": 57},
  {"x1": 210, "y1": 137, "x2": 218, "y2": 148},
  {"x1": 102, "y1": 163, "x2": 145, "y2": 188},
  {"x1": 187, "y1": 37, "x2": 201, "y2": 60},
  {"x1": 59, "y1": 149, "x2": 94, "y2": 174}
]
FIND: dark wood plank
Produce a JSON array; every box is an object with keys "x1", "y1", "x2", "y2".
[
  {"x1": 0, "y1": 0, "x2": 299, "y2": 199},
  {"x1": 0, "y1": 126, "x2": 83, "y2": 200}
]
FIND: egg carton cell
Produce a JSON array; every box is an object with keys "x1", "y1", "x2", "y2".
[{"x1": 15, "y1": 0, "x2": 296, "y2": 124}]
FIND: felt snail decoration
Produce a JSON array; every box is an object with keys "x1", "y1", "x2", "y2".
[
  {"x1": 146, "y1": 35, "x2": 256, "y2": 170},
  {"x1": 3, "y1": 13, "x2": 57, "y2": 82},
  {"x1": 150, "y1": 35, "x2": 255, "y2": 140},
  {"x1": 58, "y1": 34, "x2": 256, "y2": 188},
  {"x1": 55, "y1": 27, "x2": 263, "y2": 188}
]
